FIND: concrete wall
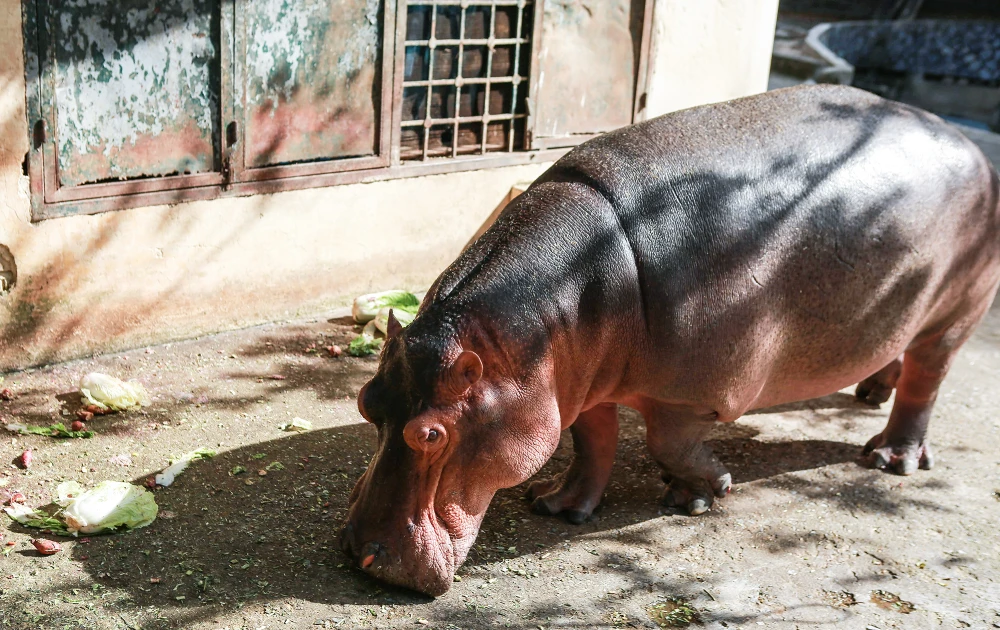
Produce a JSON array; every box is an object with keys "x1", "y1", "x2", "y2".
[
  {"x1": 0, "y1": 0, "x2": 777, "y2": 371},
  {"x1": 645, "y1": 0, "x2": 780, "y2": 117}
]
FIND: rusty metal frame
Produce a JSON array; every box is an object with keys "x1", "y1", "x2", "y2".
[
  {"x1": 29, "y1": 148, "x2": 572, "y2": 220},
  {"x1": 23, "y1": 0, "x2": 652, "y2": 221}
]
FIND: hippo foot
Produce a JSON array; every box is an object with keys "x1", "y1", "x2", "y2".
[
  {"x1": 660, "y1": 472, "x2": 732, "y2": 516},
  {"x1": 526, "y1": 476, "x2": 600, "y2": 525},
  {"x1": 855, "y1": 379, "x2": 893, "y2": 406},
  {"x1": 859, "y1": 433, "x2": 934, "y2": 475}
]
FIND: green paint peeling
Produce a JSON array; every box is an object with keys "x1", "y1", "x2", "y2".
[{"x1": 47, "y1": 0, "x2": 220, "y2": 186}]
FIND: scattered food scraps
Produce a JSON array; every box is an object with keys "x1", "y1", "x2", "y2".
[
  {"x1": 5, "y1": 423, "x2": 94, "y2": 439},
  {"x1": 70, "y1": 420, "x2": 86, "y2": 432},
  {"x1": 79, "y1": 372, "x2": 151, "y2": 412},
  {"x1": 328, "y1": 345, "x2": 343, "y2": 358},
  {"x1": 279, "y1": 418, "x2": 311, "y2": 432},
  {"x1": 17, "y1": 450, "x2": 32, "y2": 469},
  {"x1": 348, "y1": 290, "x2": 422, "y2": 355},
  {"x1": 56, "y1": 481, "x2": 157, "y2": 534},
  {"x1": 31, "y1": 538, "x2": 61, "y2": 555},
  {"x1": 351, "y1": 290, "x2": 421, "y2": 324},
  {"x1": 8, "y1": 492, "x2": 26, "y2": 505},
  {"x1": 75, "y1": 409, "x2": 95, "y2": 422},
  {"x1": 264, "y1": 461, "x2": 285, "y2": 471},
  {"x1": 267, "y1": 374, "x2": 286, "y2": 380},
  {"x1": 154, "y1": 448, "x2": 217, "y2": 487},
  {"x1": 648, "y1": 598, "x2": 700, "y2": 628},
  {"x1": 870, "y1": 590, "x2": 915, "y2": 614},
  {"x1": 4, "y1": 502, "x2": 69, "y2": 534},
  {"x1": 229, "y1": 466, "x2": 247, "y2": 476},
  {"x1": 373, "y1": 306, "x2": 416, "y2": 335},
  {"x1": 5, "y1": 481, "x2": 158, "y2": 536},
  {"x1": 347, "y1": 327, "x2": 383, "y2": 357}
]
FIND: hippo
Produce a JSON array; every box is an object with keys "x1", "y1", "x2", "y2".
[{"x1": 340, "y1": 84, "x2": 1000, "y2": 596}]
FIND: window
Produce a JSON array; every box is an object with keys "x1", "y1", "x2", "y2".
[{"x1": 21, "y1": 0, "x2": 652, "y2": 220}]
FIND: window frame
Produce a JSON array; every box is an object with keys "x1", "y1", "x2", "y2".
[{"x1": 22, "y1": 0, "x2": 652, "y2": 221}]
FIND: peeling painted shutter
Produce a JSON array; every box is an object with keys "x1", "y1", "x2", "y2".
[
  {"x1": 527, "y1": 0, "x2": 652, "y2": 149},
  {"x1": 24, "y1": 0, "x2": 395, "y2": 219},
  {"x1": 36, "y1": 0, "x2": 223, "y2": 188},
  {"x1": 238, "y1": 0, "x2": 385, "y2": 168}
]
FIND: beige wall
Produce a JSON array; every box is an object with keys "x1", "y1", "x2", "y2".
[
  {"x1": 0, "y1": 0, "x2": 777, "y2": 371},
  {"x1": 645, "y1": 0, "x2": 780, "y2": 118}
]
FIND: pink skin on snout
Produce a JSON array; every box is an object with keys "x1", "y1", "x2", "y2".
[{"x1": 341, "y1": 337, "x2": 561, "y2": 596}]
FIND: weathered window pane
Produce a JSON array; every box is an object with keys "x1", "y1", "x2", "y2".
[
  {"x1": 47, "y1": 0, "x2": 220, "y2": 187},
  {"x1": 242, "y1": 0, "x2": 383, "y2": 168},
  {"x1": 532, "y1": 0, "x2": 643, "y2": 142}
]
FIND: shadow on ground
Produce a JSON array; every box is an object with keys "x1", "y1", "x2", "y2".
[{"x1": 4, "y1": 389, "x2": 930, "y2": 627}]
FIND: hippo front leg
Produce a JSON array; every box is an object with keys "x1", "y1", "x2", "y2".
[
  {"x1": 641, "y1": 401, "x2": 732, "y2": 516},
  {"x1": 526, "y1": 403, "x2": 618, "y2": 524}
]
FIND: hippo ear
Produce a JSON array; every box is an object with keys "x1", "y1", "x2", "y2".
[
  {"x1": 386, "y1": 309, "x2": 404, "y2": 339},
  {"x1": 442, "y1": 351, "x2": 483, "y2": 400}
]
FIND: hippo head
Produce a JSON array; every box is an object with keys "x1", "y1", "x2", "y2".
[{"x1": 340, "y1": 311, "x2": 561, "y2": 595}]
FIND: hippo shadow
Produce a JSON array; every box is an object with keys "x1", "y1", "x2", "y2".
[{"x1": 43, "y1": 391, "x2": 885, "y2": 620}]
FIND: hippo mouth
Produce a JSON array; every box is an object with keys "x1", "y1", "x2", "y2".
[{"x1": 342, "y1": 497, "x2": 480, "y2": 596}]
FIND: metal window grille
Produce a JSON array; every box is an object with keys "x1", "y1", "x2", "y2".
[{"x1": 400, "y1": 0, "x2": 533, "y2": 160}]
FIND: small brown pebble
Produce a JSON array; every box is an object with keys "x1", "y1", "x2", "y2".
[
  {"x1": 328, "y1": 345, "x2": 343, "y2": 358},
  {"x1": 17, "y1": 450, "x2": 32, "y2": 469},
  {"x1": 70, "y1": 420, "x2": 86, "y2": 432},
  {"x1": 0, "y1": 388, "x2": 13, "y2": 401},
  {"x1": 78, "y1": 555, "x2": 89, "y2": 561},
  {"x1": 31, "y1": 539, "x2": 61, "y2": 555},
  {"x1": 149, "y1": 577, "x2": 161, "y2": 584},
  {"x1": 76, "y1": 409, "x2": 95, "y2": 422},
  {"x1": 257, "y1": 469, "x2": 267, "y2": 476}
]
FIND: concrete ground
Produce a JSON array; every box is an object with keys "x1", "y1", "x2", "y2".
[
  {"x1": 0, "y1": 288, "x2": 998, "y2": 630},
  {"x1": 2, "y1": 107, "x2": 1000, "y2": 630}
]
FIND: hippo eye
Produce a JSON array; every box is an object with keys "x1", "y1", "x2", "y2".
[{"x1": 426, "y1": 429, "x2": 439, "y2": 442}]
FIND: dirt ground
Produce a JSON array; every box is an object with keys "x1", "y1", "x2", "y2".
[{"x1": 0, "y1": 290, "x2": 998, "y2": 630}]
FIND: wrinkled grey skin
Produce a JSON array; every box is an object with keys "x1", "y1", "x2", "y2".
[{"x1": 341, "y1": 85, "x2": 1000, "y2": 596}]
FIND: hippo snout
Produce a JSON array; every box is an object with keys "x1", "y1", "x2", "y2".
[{"x1": 338, "y1": 517, "x2": 455, "y2": 596}]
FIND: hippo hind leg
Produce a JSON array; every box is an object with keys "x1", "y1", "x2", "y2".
[
  {"x1": 526, "y1": 403, "x2": 618, "y2": 524},
  {"x1": 640, "y1": 401, "x2": 732, "y2": 516},
  {"x1": 860, "y1": 318, "x2": 984, "y2": 475},
  {"x1": 855, "y1": 355, "x2": 903, "y2": 406}
]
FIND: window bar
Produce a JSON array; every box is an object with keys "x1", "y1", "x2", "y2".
[
  {"x1": 509, "y1": 0, "x2": 525, "y2": 151},
  {"x1": 424, "y1": 5, "x2": 438, "y2": 161},
  {"x1": 453, "y1": 2, "x2": 466, "y2": 158},
  {"x1": 481, "y1": 3, "x2": 496, "y2": 155}
]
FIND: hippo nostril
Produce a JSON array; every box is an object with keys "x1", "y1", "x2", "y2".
[{"x1": 358, "y1": 542, "x2": 381, "y2": 570}]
